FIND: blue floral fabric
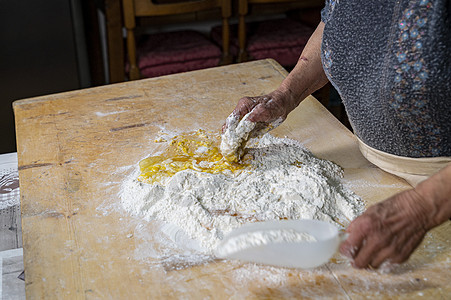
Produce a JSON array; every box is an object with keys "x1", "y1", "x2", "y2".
[{"x1": 321, "y1": 0, "x2": 451, "y2": 157}]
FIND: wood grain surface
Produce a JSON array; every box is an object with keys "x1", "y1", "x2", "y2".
[{"x1": 14, "y1": 59, "x2": 451, "y2": 299}]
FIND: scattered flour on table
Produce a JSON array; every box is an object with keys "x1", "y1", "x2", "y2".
[{"x1": 121, "y1": 134, "x2": 364, "y2": 254}]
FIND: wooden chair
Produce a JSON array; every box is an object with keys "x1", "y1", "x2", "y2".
[
  {"x1": 122, "y1": 0, "x2": 232, "y2": 80},
  {"x1": 236, "y1": 0, "x2": 329, "y2": 107},
  {"x1": 237, "y1": 0, "x2": 321, "y2": 64}
]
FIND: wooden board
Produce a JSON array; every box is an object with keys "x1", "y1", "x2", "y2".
[{"x1": 14, "y1": 59, "x2": 451, "y2": 299}]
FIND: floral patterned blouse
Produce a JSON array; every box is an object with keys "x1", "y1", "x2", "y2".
[{"x1": 321, "y1": 0, "x2": 451, "y2": 157}]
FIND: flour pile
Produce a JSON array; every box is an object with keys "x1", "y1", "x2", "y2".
[{"x1": 121, "y1": 134, "x2": 364, "y2": 254}]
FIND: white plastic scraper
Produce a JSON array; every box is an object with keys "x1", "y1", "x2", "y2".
[{"x1": 214, "y1": 219, "x2": 344, "y2": 269}]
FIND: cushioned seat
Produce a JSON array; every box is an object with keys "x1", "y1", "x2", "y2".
[
  {"x1": 122, "y1": 0, "x2": 231, "y2": 80},
  {"x1": 137, "y1": 30, "x2": 222, "y2": 78},
  {"x1": 211, "y1": 18, "x2": 314, "y2": 67},
  {"x1": 247, "y1": 18, "x2": 314, "y2": 66}
]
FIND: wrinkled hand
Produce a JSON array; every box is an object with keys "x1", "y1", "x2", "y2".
[
  {"x1": 340, "y1": 189, "x2": 434, "y2": 269},
  {"x1": 222, "y1": 90, "x2": 293, "y2": 137}
]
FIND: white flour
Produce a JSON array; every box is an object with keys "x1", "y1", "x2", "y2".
[
  {"x1": 216, "y1": 229, "x2": 317, "y2": 257},
  {"x1": 121, "y1": 134, "x2": 364, "y2": 254},
  {"x1": 220, "y1": 112, "x2": 256, "y2": 161},
  {"x1": 220, "y1": 110, "x2": 284, "y2": 162}
]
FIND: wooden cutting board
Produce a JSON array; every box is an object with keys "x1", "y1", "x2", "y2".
[{"x1": 14, "y1": 59, "x2": 450, "y2": 299}]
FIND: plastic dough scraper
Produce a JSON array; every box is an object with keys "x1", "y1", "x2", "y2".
[{"x1": 214, "y1": 219, "x2": 344, "y2": 269}]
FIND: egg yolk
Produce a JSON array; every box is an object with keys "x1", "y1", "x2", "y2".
[{"x1": 138, "y1": 129, "x2": 249, "y2": 184}]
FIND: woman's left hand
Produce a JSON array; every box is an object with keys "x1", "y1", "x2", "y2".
[
  {"x1": 339, "y1": 188, "x2": 432, "y2": 269},
  {"x1": 341, "y1": 164, "x2": 451, "y2": 269}
]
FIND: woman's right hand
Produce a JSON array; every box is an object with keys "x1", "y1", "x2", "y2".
[
  {"x1": 222, "y1": 21, "x2": 328, "y2": 137},
  {"x1": 223, "y1": 89, "x2": 294, "y2": 138}
]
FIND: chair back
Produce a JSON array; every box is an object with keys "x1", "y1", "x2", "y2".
[
  {"x1": 123, "y1": 0, "x2": 231, "y2": 79},
  {"x1": 237, "y1": 0, "x2": 318, "y2": 62}
]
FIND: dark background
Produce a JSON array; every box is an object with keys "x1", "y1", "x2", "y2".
[{"x1": 0, "y1": 0, "x2": 99, "y2": 154}]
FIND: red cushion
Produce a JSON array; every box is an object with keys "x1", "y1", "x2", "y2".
[
  {"x1": 140, "y1": 57, "x2": 220, "y2": 78},
  {"x1": 248, "y1": 19, "x2": 313, "y2": 51},
  {"x1": 211, "y1": 18, "x2": 314, "y2": 66},
  {"x1": 249, "y1": 47, "x2": 304, "y2": 66},
  {"x1": 136, "y1": 30, "x2": 221, "y2": 77}
]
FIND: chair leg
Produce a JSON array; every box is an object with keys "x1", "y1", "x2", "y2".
[
  {"x1": 237, "y1": 14, "x2": 248, "y2": 63},
  {"x1": 220, "y1": 17, "x2": 233, "y2": 65},
  {"x1": 122, "y1": 0, "x2": 140, "y2": 80},
  {"x1": 126, "y1": 28, "x2": 140, "y2": 80}
]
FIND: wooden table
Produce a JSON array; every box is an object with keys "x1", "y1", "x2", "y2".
[{"x1": 14, "y1": 60, "x2": 451, "y2": 299}]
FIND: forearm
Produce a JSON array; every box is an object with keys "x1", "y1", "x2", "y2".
[
  {"x1": 277, "y1": 22, "x2": 329, "y2": 112},
  {"x1": 414, "y1": 163, "x2": 451, "y2": 228}
]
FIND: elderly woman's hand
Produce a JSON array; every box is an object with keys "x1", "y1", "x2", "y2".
[
  {"x1": 340, "y1": 164, "x2": 451, "y2": 270},
  {"x1": 220, "y1": 90, "x2": 294, "y2": 161},
  {"x1": 339, "y1": 189, "x2": 431, "y2": 269},
  {"x1": 222, "y1": 89, "x2": 295, "y2": 138}
]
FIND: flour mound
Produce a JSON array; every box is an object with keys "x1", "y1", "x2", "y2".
[{"x1": 121, "y1": 134, "x2": 364, "y2": 254}]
